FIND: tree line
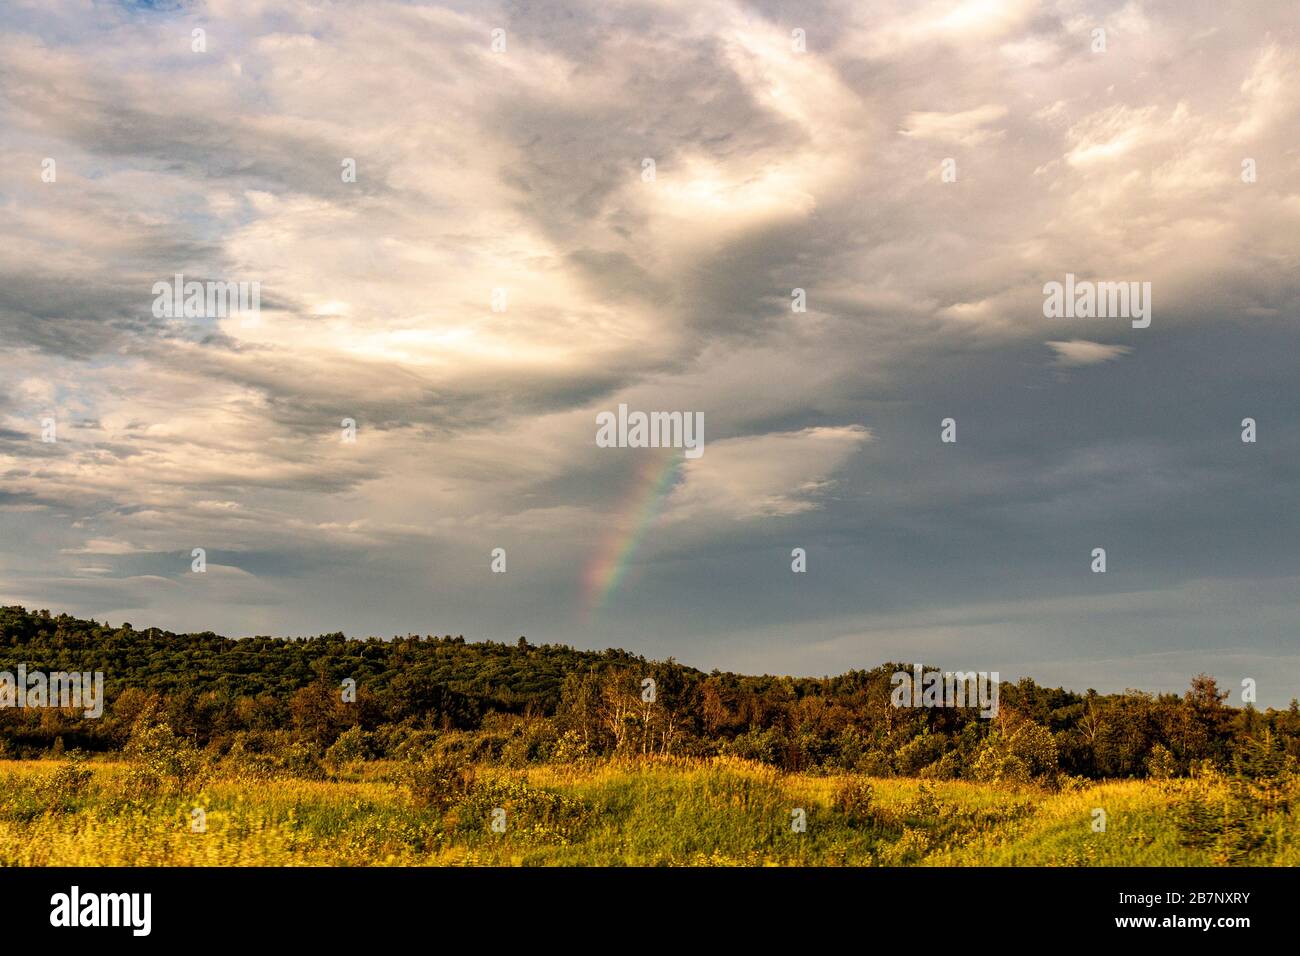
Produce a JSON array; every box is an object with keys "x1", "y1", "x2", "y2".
[{"x1": 1, "y1": 606, "x2": 1296, "y2": 782}]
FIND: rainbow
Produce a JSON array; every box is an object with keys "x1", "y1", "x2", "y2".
[{"x1": 581, "y1": 449, "x2": 682, "y2": 618}]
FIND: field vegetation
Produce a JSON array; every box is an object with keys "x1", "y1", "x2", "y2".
[{"x1": 2, "y1": 606, "x2": 1297, "y2": 866}]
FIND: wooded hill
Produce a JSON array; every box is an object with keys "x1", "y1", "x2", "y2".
[{"x1": 1, "y1": 605, "x2": 1296, "y2": 782}]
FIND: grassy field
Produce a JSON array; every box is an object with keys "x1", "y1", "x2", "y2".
[{"x1": 1, "y1": 756, "x2": 1295, "y2": 866}]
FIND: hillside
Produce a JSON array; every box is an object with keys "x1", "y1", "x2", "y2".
[{"x1": 2, "y1": 606, "x2": 1298, "y2": 782}]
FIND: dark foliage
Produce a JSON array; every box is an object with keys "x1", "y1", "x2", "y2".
[{"x1": 2, "y1": 606, "x2": 1297, "y2": 779}]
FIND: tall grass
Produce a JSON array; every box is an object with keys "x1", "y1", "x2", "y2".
[{"x1": 1, "y1": 756, "x2": 1296, "y2": 866}]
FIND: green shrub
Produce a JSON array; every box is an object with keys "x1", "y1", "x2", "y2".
[
  {"x1": 218, "y1": 731, "x2": 324, "y2": 781},
  {"x1": 1174, "y1": 736, "x2": 1296, "y2": 864},
  {"x1": 897, "y1": 732, "x2": 945, "y2": 776},
  {"x1": 324, "y1": 726, "x2": 370, "y2": 769},
  {"x1": 400, "y1": 752, "x2": 476, "y2": 810},
  {"x1": 122, "y1": 721, "x2": 208, "y2": 797},
  {"x1": 456, "y1": 776, "x2": 594, "y2": 845},
  {"x1": 860, "y1": 749, "x2": 894, "y2": 777},
  {"x1": 920, "y1": 750, "x2": 963, "y2": 780},
  {"x1": 275, "y1": 739, "x2": 326, "y2": 779},
  {"x1": 720, "y1": 727, "x2": 785, "y2": 765},
  {"x1": 7, "y1": 753, "x2": 98, "y2": 818},
  {"x1": 550, "y1": 729, "x2": 594, "y2": 764},
  {"x1": 905, "y1": 782, "x2": 941, "y2": 823},
  {"x1": 500, "y1": 721, "x2": 558, "y2": 768},
  {"x1": 972, "y1": 721, "x2": 1059, "y2": 787},
  {"x1": 833, "y1": 777, "x2": 876, "y2": 825},
  {"x1": 831, "y1": 727, "x2": 867, "y2": 771},
  {"x1": 877, "y1": 826, "x2": 931, "y2": 865},
  {"x1": 1146, "y1": 743, "x2": 1178, "y2": 779}
]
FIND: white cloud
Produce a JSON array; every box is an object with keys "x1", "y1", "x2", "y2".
[
  {"x1": 1045, "y1": 339, "x2": 1133, "y2": 367},
  {"x1": 662, "y1": 425, "x2": 872, "y2": 522},
  {"x1": 899, "y1": 104, "x2": 1009, "y2": 145},
  {"x1": 61, "y1": 539, "x2": 150, "y2": 555}
]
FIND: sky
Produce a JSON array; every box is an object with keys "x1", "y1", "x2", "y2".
[{"x1": 0, "y1": 0, "x2": 1297, "y2": 705}]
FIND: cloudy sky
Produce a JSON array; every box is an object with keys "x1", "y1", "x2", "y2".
[{"x1": 1, "y1": 0, "x2": 1297, "y2": 703}]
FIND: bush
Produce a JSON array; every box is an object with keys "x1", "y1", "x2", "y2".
[
  {"x1": 1174, "y1": 735, "x2": 1297, "y2": 864},
  {"x1": 8, "y1": 753, "x2": 98, "y2": 818},
  {"x1": 122, "y1": 721, "x2": 208, "y2": 797},
  {"x1": 1146, "y1": 743, "x2": 1178, "y2": 779},
  {"x1": 500, "y1": 721, "x2": 558, "y2": 768},
  {"x1": 324, "y1": 726, "x2": 371, "y2": 769},
  {"x1": 972, "y1": 721, "x2": 1059, "y2": 787},
  {"x1": 433, "y1": 729, "x2": 507, "y2": 764},
  {"x1": 860, "y1": 749, "x2": 894, "y2": 777},
  {"x1": 877, "y1": 826, "x2": 931, "y2": 865},
  {"x1": 905, "y1": 783, "x2": 941, "y2": 822},
  {"x1": 400, "y1": 752, "x2": 476, "y2": 810},
  {"x1": 720, "y1": 727, "x2": 785, "y2": 766},
  {"x1": 833, "y1": 777, "x2": 876, "y2": 825},
  {"x1": 456, "y1": 776, "x2": 594, "y2": 845},
  {"x1": 381, "y1": 726, "x2": 440, "y2": 761},
  {"x1": 920, "y1": 750, "x2": 963, "y2": 780},
  {"x1": 896, "y1": 732, "x2": 945, "y2": 776},
  {"x1": 551, "y1": 729, "x2": 594, "y2": 764},
  {"x1": 275, "y1": 739, "x2": 326, "y2": 779},
  {"x1": 48, "y1": 754, "x2": 94, "y2": 798},
  {"x1": 831, "y1": 727, "x2": 867, "y2": 771},
  {"x1": 218, "y1": 731, "x2": 324, "y2": 781}
]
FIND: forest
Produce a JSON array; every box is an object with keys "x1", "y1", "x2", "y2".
[{"x1": 2, "y1": 604, "x2": 1296, "y2": 785}]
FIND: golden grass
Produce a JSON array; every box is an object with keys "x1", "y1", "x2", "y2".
[{"x1": 2, "y1": 758, "x2": 1294, "y2": 866}]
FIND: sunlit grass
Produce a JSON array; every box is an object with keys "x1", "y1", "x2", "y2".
[{"x1": 1, "y1": 758, "x2": 1294, "y2": 866}]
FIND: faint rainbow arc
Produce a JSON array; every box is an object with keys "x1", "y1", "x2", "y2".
[{"x1": 581, "y1": 451, "x2": 682, "y2": 617}]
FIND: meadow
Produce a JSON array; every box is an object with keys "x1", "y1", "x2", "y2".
[
  {"x1": 2, "y1": 755, "x2": 1295, "y2": 867},
  {"x1": 4, "y1": 610, "x2": 1297, "y2": 867}
]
